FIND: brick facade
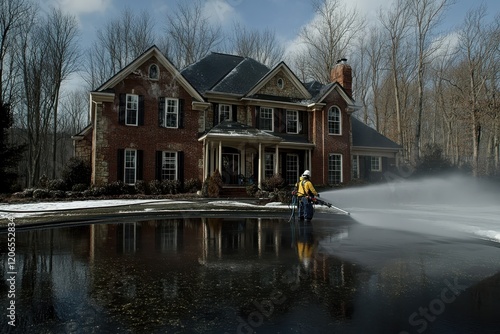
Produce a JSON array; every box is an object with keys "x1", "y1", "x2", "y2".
[{"x1": 76, "y1": 47, "x2": 365, "y2": 188}]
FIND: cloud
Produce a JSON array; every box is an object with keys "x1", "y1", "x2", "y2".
[
  {"x1": 203, "y1": 0, "x2": 243, "y2": 27},
  {"x1": 51, "y1": 0, "x2": 112, "y2": 15}
]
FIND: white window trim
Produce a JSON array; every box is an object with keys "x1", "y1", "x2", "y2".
[
  {"x1": 260, "y1": 107, "x2": 274, "y2": 132},
  {"x1": 126, "y1": 94, "x2": 138, "y2": 126},
  {"x1": 371, "y1": 156, "x2": 382, "y2": 172},
  {"x1": 328, "y1": 153, "x2": 343, "y2": 184},
  {"x1": 219, "y1": 104, "x2": 232, "y2": 123},
  {"x1": 124, "y1": 149, "x2": 137, "y2": 185},
  {"x1": 286, "y1": 110, "x2": 299, "y2": 134},
  {"x1": 352, "y1": 155, "x2": 360, "y2": 179},
  {"x1": 286, "y1": 153, "x2": 299, "y2": 184},
  {"x1": 162, "y1": 151, "x2": 178, "y2": 180},
  {"x1": 149, "y1": 64, "x2": 159, "y2": 80},
  {"x1": 165, "y1": 98, "x2": 179, "y2": 129},
  {"x1": 328, "y1": 106, "x2": 342, "y2": 135}
]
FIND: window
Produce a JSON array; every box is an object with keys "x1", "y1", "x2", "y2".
[
  {"x1": 371, "y1": 156, "x2": 382, "y2": 172},
  {"x1": 260, "y1": 107, "x2": 274, "y2": 131},
  {"x1": 165, "y1": 98, "x2": 179, "y2": 128},
  {"x1": 286, "y1": 110, "x2": 299, "y2": 134},
  {"x1": 277, "y1": 78, "x2": 284, "y2": 89},
  {"x1": 328, "y1": 106, "x2": 341, "y2": 135},
  {"x1": 264, "y1": 153, "x2": 275, "y2": 179},
  {"x1": 126, "y1": 94, "x2": 138, "y2": 125},
  {"x1": 352, "y1": 155, "x2": 359, "y2": 179},
  {"x1": 124, "y1": 149, "x2": 137, "y2": 184},
  {"x1": 328, "y1": 154, "x2": 342, "y2": 184},
  {"x1": 219, "y1": 104, "x2": 232, "y2": 123},
  {"x1": 285, "y1": 154, "x2": 299, "y2": 185},
  {"x1": 161, "y1": 152, "x2": 178, "y2": 180},
  {"x1": 149, "y1": 64, "x2": 159, "y2": 80}
]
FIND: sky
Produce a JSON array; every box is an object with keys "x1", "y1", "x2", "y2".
[{"x1": 47, "y1": 0, "x2": 500, "y2": 55}]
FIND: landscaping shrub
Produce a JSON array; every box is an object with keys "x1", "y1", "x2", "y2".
[
  {"x1": 262, "y1": 174, "x2": 285, "y2": 192},
  {"x1": 72, "y1": 183, "x2": 88, "y2": 192},
  {"x1": 33, "y1": 188, "x2": 50, "y2": 199},
  {"x1": 207, "y1": 170, "x2": 223, "y2": 197},
  {"x1": 184, "y1": 178, "x2": 202, "y2": 193},
  {"x1": 47, "y1": 179, "x2": 67, "y2": 191},
  {"x1": 161, "y1": 179, "x2": 181, "y2": 194},
  {"x1": 61, "y1": 157, "x2": 91, "y2": 189},
  {"x1": 135, "y1": 180, "x2": 151, "y2": 195}
]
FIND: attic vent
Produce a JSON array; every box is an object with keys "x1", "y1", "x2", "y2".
[
  {"x1": 277, "y1": 78, "x2": 284, "y2": 90},
  {"x1": 149, "y1": 64, "x2": 159, "y2": 80}
]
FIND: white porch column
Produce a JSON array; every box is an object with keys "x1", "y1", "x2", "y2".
[
  {"x1": 218, "y1": 141, "x2": 223, "y2": 173},
  {"x1": 204, "y1": 139, "x2": 209, "y2": 179},
  {"x1": 274, "y1": 145, "x2": 279, "y2": 175},
  {"x1": 241, "y1": 145, "x2": 246, "y2": 181},
  {"x1": 258, "y1": 142, "x2": 262, "y2": 188}
]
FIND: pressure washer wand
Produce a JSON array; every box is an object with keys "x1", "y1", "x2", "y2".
[{"x1": 313, "y1": 197, "x2": 350, "y2": 215}]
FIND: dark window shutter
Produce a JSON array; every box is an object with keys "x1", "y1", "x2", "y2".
[
  {"x1": 213, "y1": 103, "x2": 219, "y2": 126},
  {"x1": 117, "y1": 149, "x2": 124, "y2": 182},
  {"x1": 179, "y1": 99, "x2": 184, "y2": 128},
  {"x1": 281, "y1": 109, "x2": 287, "y2": 133},
  {"x1": 274, "y1": 108, "x2": 280, "y2": 132},
  {"x1": 158, "y1": 97, "x2": 165, "y2": 127},
  {"x1": 232, "y1": 105, "x2": 237, "y2": 122},
  {"x1": 155, "y1": 151, "x2": 162, "y2": 180},
  {"x1": 138, "y1": 95, "x2": 145, "y2": 125},
  {"x1": 119, "y1": 94, "x2": 126, "y2": 124},
  {"x1": 136, "y1": 150, "x2": 143, "y2": 181},
  {"x1": 255, "y1": 106, "x2": 261, "y2": 128},
  {"x1": 177, "y1": 151, "x2": 184, "y2": 183}
]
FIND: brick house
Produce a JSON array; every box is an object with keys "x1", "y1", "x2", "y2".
[{"x1": 73, "y1": 46, "x2": 400, "y2": 189}]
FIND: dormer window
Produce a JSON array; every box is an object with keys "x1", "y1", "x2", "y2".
[{"x1": 149, "y1": 64, "x2": 159, "y2": 80}]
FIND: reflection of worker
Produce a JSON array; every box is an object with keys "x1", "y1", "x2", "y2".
[
  {"x1": 296, "y1": 220, "x2": 316, "y2": 271},
  {"x1": 295, "y1": 170, "x2": 318, "y2": 222}
]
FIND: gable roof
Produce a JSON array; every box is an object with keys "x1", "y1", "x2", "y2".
[
  {"x1": 210, "y1": 58, "x2": 270, "y2": 95},
  {"x1": 351, "y1": 117, "x2": 401, "y2": 151},
  {"x1": 94, "y1": 45, "x2": 205, "y2": 102},
  {"x1": 245, "y1": 62, "x2": 312, "y2": 100}
]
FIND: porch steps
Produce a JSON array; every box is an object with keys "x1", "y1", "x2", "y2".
[{"x1": 220, "y1": 186, "x2": 249, "y2": 198}]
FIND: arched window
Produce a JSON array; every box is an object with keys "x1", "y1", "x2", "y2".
[
  {"x1": 328, "y1": 106, "x2": 341, "y2": 135},
  {"x1": 149, "y1": 64, "x2": 159, "y2": 80}
]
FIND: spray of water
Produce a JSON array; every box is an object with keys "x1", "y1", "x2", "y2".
[{"x1": 320, "y1": 174, "x2": 500, "y2": 243}]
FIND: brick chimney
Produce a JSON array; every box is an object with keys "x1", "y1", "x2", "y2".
[{"x1": 330, "y1": 58, "x2": 352, "y2": 97}]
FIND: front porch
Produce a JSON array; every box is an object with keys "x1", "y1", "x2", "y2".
[{"x1": 198, "y1": 122, "x2": 315, "y2": 187}]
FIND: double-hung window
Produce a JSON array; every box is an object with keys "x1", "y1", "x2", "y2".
[
  {"x1": 161, "y1": 151, "x2": 178, "y2": 180},
  {"x1": 264, "y1": 153, "x2": 275, "y2": 178},
  {"x1": 286, "y1": 110, "x2": 299, "y2": 134},
  {"x1": 328, "y1": 106, "x2": 341, "y2": 135},
  {"x1": 260, "y1": 107, "x2": 274, "y2": 131},
  {"x1": 370, "y1": 156, "x2": 381, "y2": 172},
  {"x1": 328, "y1": 153, "x2": 342, "y2": 184},
  {"x1": 126, "y1": 94, "x2": 138, "y2": 125},
  {"x1": 124, "y1": 149, "x2": 137, "y2": 184},
  {"x1": 285, "y1": 154, "x2": 299, "y2": 185},
  {"x1": 219, "y1": 104, "x2": 232, "y2": 123},
  {"x1": 165, "y1": 98, "x2": 179, "y2": 128}
]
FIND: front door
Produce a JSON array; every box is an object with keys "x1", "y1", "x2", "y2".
[{"x1": 222, "y1": 153, "x2": 240, "y2": 184}]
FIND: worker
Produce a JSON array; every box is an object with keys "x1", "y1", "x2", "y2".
[{"x1": 295, "y1": 170, "x2": 318, "y2": 222}]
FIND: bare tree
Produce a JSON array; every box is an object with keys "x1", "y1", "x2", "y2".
[
  {"x1": 59, "y1": 89, "x2": 88, "y2": 135},
  {"x1": 0, "y1": 0, "x2": 33, "y2": 105},
  {"x1": 162, "y1": 0, "x2": 222, "y2": 69},
  {"x1": 84, "y1": 8, "x2": 156, "y2": 89},
  {"x1": 41, "y1": 7, "x2": 80, "y2": 178},
  {"x1": 379, "y1": 0, "x2": 413, "y2": 157},
  {"x1": 295, "y1": 0, "x2": 365, "y2": 83},
  {"x1": 229, "y1": 22, "x2": 284, "y2": 67},
  {"x1": 410, "y1": 0, "x2": 452, "y2": 163},
  {"x1": 455, "y1": 5, "x2": 498, "y2": 175}
]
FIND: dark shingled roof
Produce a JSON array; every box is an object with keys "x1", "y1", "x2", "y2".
[
  {"x1": 351, "y1": 117, "x2": 401, "y2": 150},
  {"x1": 181, "y1": 53, "x2": 269, "y2": 96}
]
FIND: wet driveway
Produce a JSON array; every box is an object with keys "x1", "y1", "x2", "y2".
[{"x1": 1, "y1": 213, "x2": 499, "y2": 333}]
